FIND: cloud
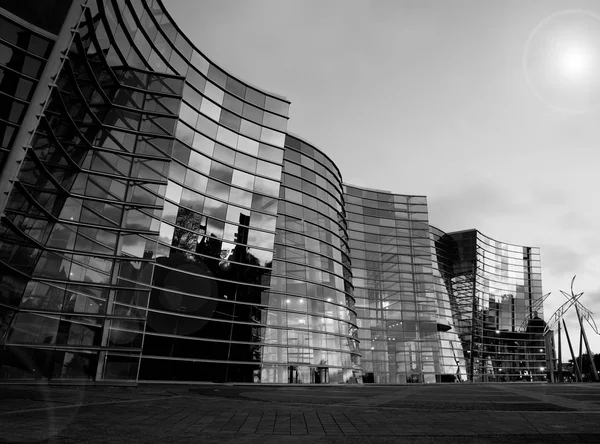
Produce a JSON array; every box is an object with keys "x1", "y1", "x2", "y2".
[
  {"x1": 542, "y1": 244, "x2": 589, "y2": 277},
  {"x1": 427, "y1": 180, "x2": 529, "y2": 234}
]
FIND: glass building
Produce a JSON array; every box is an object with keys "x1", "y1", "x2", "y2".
[
  {"x1": 0, "y1": 0, "x2": 549, "y2": 383},
  {"x1": 265, "y1": 134, "x2": 359, "y2": 384},
  {"x1": 344, "y1": 186, "x2": 466, "y2": 383},
  {"x1": 433, "y1": 228, "x2": 547, "y2": 382}
]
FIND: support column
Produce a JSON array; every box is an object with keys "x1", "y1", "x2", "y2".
[
  {"x1": 563, "y1": 319, "x2": 582, "y2": 382},
  {"x1": 0, "y1": 0, "x2": 87, "y2": 215},
  {"x1": 557, "y1": 320, "x2": 562, "y2": 383},
  {"x1": 576, "y1": 306, "x2": 599, "y2": 381}
]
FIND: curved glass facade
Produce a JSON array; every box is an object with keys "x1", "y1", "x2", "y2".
[
  {"x1": 0, "y1": 0, "x2": 548, "y2": 383},
  {"x1": 265, "y1": 134, "x2": 359, "y2": 383},
  {"x1": 344, "y1": 186, "x2": 465, "y2": 383},
  {"x1": 433, "y1": 228, "x2": 547, "y2": 382},
  {"x1": 0, "y1": 0, "x2": 291, "y2": 382}
]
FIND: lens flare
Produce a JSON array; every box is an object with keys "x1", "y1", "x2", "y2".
[{"x1": 524, "y1": 10, "x2": 600, "y2": 113}]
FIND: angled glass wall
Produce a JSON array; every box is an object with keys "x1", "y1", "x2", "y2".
[
  {"x1": 433, "y1": 228, "x2": 547, "y2": 382},
  {"x1": 0, "y1": 0, "x2": 291, "y2": 383},
  {"x1": 0, "y1": 11, "x2": 55, "y2": 171},
  {"x1": 344, "y1": 186, "x2": 465, "y2": 383},
  {"x1": 0, "y1": 0, "x2": 184, "y2": 380},
  {"x1": 265, "y1": 134, "x2": 359, "y2": 383}
]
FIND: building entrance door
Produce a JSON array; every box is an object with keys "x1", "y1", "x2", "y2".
[
  {"x1": 288, "y1": 366, "x2": 299, "y2": 383},
  {"x1": 311, "y1": 366, "x2": 329, "y2": 383}
]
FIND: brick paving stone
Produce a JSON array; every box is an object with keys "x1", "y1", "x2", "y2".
[{"x1": 4, "y1": 384, "x2": 600, "y2": 443}]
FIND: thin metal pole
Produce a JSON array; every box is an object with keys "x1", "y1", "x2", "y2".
[
  {"x1": 578, "y1": 328, "x2": 584, "y2": 379},
  {"x1": 543, "y1": 331, "x2": 555, "y2": 383},
  {"x1": 576, "y1": 305, "x2": 599, "y2": 381},
  {"x1": 562, "y1": 319, "x2": 582, "y2": 382},
  {"x1": 557, "y1": 320, "x2": 562, "y2": 383}
]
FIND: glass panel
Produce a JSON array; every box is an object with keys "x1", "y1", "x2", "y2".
[
  {"x1": 237, "y1": 136, "x2": 259, "y2": 156},
  {"x1": 242, "y1": 103, "x2": 263, "y2": 124},
  {"x1": 223, "y1": 93, "x2": 243, "y2": 115},
  {"x1": 212, "y1": 143, "x2": 235, "y2": 165},
  {"x1": 265, "y1": 96, "x2": 289, "y2": 117},
  {"x1": 245, "y1": 88, "x2": 266, "y2": 107},
  {"x1": 258, "y1": 144, "x2": 284, "y2": 164},
  {"x1": 229, "y1": 187, "x2": 253, "y2": 208},
  {"x1": 209, "y1": 162, "x2": 233, "y2": 183},
  {"x1": 225, "y1": 76, "x2": 246, "y2": 98},
  {"x1": 216, "y1": 126, "x2": 238, "y2": 148},
  {"x1": 191, "y1": 51, "x2": 209, "y2": 75},
  {"x1": 231, "y1": 170, "x2": 255, "y2": 189},
  {"x1": 196, "y1": 115, "x2": 218, "y2": 139},
  {"x1": 203, "y1": 81, "x2": 224, "y2": 104},
  {"x1": 257, "y1": 160, "x2": 282, "y2": 180},
  {"x1": 199, "y1": 98, "x2": 221, "y2": 121},
  {"x1": 240, "y1": 119, "x2": 261, "y2": 140},
  {"x1": 192, "y1": 132, "x2": 214, "y2": 157},
  {"x1": 234, "y1": 152, "x2": 257, "y2": 173}
]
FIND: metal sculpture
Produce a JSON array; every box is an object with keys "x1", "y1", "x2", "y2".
[
  {"x1": 518, "y1": 291, "x2": 551, "y2": 332},
  {"x1": 544, "y1": 276, "x2": 599, "y2": 382}
]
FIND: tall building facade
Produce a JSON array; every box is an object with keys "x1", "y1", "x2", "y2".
[
  {"x1": 433, "y1": 228, "x2": 547, "y2": 381},
  {"x1": 344, "y1": 186, "x2": 466, "y2": 383},
  {"x1": 265, "y1": 135, "x2": 359, "y2": 384},
  {"x1": 0, "y1": 0, "x2": 548, "y2": 383}
]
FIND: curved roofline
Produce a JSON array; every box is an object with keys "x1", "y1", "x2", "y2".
[
  {"x1": 286, "y1": 131, "x2": 344, "y2": 183},
  {"x1": 156, "y1": 0, "x2": 290, "y2": 103},
  {"x1": 343, "y1": 182, "x2": 427, "y2": 199},
  {"x1": 429, "y1": 224, "x2": 445, "y2": 234},
  {"x1": 445, "y1": 228, "x2": 539, "y2": 249}
]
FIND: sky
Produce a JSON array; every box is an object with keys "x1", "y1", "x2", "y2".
[{"x1": 165, "y1": 0, "x2": 600, "y2": 362}]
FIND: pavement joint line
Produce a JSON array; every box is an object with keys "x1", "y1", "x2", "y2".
[
  {"x1": 492, "y1": 385, "x2": 600, "y2": 411},
  {"x1": 0, "y1": 395, "x2": 192, "y2": 416},
  {"x1": 522, "y1": 411, "x2": 545, "y2": 435}
]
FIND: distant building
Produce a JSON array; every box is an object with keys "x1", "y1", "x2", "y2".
[{"x1": 0, "y1": 0, "x2": 548, "y2": 383}]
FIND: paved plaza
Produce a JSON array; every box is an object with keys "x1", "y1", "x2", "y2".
[{"x1": 1, "y1": 382, "x2": 600, "y2": 443}]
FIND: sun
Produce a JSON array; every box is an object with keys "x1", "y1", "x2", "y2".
[
  {"x1": 523, "y1": 9, "x2": 600, "y2": 112},
  {"x1": 560, "y1": 45, "x2": 591, "y2": 80}
]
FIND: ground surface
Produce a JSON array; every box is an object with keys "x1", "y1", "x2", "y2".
[{"x1": 1, "y1": 382, "x2": 600, "y2": 443}]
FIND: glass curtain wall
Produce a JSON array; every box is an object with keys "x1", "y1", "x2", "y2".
[
  {"x1": 344, "y1": 186, "x2": 464, "y2": 383},
  {"x1": 433, "y1": 228, "x2": 546, "y2": 382},
  {"x1": 0, "y1": 0, "x2": 292, "y2": 382},
  {"x1": 0, "y1": 0, "x2": 547, "y2": 384},
  {"x1": 137, "y1": 0, "x2": 289, "y2": 382},
  {"x1": 0, "y1": 0, "x2": 184, "y2": 380},
  {"x1": 266, "y1": 134, "x2": 360, "y2": 384},
  {"x1": 0, "y1": 12, "x2": 55, "y2": 170}
]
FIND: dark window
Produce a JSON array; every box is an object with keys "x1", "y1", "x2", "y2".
[
  {"x1": 225, "y1": 76, "x2": 245, "y2": 98},
  {"x1": 219, "y1": 109, "x2": 241, "y2": 132},
  {"x1": 245, "y1": 88, "x2": 265, "y2": 108}
]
